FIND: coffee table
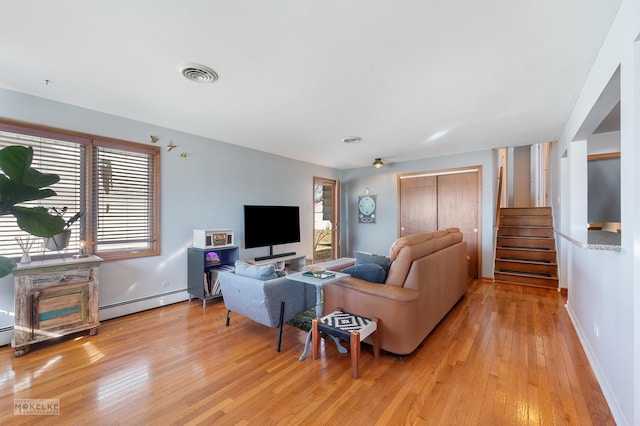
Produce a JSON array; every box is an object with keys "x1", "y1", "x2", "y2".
[{"x1": 287, "y1": 270, "x2": 350, "y2": 360}]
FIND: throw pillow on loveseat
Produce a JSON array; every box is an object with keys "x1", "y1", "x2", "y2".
[
  {"x1": 343, "y1": 263, "x2": 386, "y2": 283},
  {"x1": 349, "y1": 251, "x2": 393, "y2": 282}
]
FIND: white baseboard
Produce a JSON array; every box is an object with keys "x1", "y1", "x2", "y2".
[
  {"x1": 0, "y1": 290, "x2": 191, "y2": 349},
  {"x1": 565, "y1": 303, "x2": 627, "y2": 426}
]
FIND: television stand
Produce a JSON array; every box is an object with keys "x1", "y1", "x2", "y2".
[
  {"x1": 245, "y1": 253, "x2": 306, "y2": 272},
  {"x1": 255, "y1": 251, "x2": 296, "y2": 262}
]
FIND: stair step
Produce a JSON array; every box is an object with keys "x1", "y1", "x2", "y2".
[
  {"x1": 497, "y1": 236, "x2": 556, "y2": 250},
  {"x1": 495, "y1": 259, "x2": 558, "y2": 275},
  {"x1": 494, "y1": 271, "x2": 558, "y2": 289},
  {"x1": 499, "y1": 207, "x2": 552, "y2": 217},
  {"x1": 495, "y1": 207, "x2": 558, "y2": 289},
  {"x1": 498, "y1": 226, "x2": 554, "y2": 238},
  {"x1": 500, "y1": 216, "x2": 553, "y2": 227},
  {"x1": 496, "y1": 247, "x2": 557, "y2": 262}
]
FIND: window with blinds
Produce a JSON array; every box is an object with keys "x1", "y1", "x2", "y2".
[
  {"x1": 93, "y1": 140, "x2": 158, "y2": 255},
  {"x1": 0, "y1": 121, "x2": 160, "y2": 261}
]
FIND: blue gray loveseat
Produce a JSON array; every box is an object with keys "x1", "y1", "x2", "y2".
[{"x1": 218, "y1": 260, "x2": 316, "y2": 351}]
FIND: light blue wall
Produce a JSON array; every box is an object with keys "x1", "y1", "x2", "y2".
[
  {"x1": 550, "y1": 1, "x2": 640, "y2": 423},
  {"x1": 0, "y1": 87, "x2": 500, "y2": 343},
  {"x1": 338, "y1": 149, "x2": 497, "y2": 278},
  {"x1": 0, "y1": 88, "x2": 339, "y2": 335}
]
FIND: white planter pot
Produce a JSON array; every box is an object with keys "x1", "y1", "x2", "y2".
[{"x1": 44, "y1": 230, "x2": 71, "y2": 251}]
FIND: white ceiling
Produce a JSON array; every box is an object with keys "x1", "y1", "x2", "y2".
[{"x1": 0, "y1": 1, "x2": 622, "y2": 169}]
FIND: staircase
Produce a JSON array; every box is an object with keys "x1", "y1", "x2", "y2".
[{"x1": 494, "y1": 207, "x2": 558, "y2": 289}]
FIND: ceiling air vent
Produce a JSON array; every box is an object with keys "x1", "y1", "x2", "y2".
[{"x1": 177, "y1": 63, "x2": 218, "y2": 83}]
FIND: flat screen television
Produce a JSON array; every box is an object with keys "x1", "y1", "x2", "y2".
[{"x1": 244, "y1": 205, "x2": 300, "y2": 260}]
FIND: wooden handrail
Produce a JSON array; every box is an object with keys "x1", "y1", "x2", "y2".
[{"x1": 495, "y1": 166, "x2": 503, "y2": 228}]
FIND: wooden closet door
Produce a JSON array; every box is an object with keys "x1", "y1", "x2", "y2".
[
  {"x1": 399, "y1": 175, "x2": 437, "y2": 237},
  {"x1": 437, "y1": 171, "x2": 479, "y2": 279}
]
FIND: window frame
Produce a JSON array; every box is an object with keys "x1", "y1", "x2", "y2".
[{"x1": 0, "y1": 118, "x2": 160, "y2": 261}]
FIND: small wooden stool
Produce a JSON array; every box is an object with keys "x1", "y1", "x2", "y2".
[{"x1": 312, "y1": 310, "x2": 380, "y2": 378}]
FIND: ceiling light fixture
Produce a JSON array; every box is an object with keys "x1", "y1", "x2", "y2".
[
  {"x1": 372, "y1": 158, "x2": 384, "y2": 168},
  {"x1": 177, "y1": 63, "x2": 218, "y2": 83},
  {"x1": 342, "y1": 136, "x2": 362, "y2": 144}
]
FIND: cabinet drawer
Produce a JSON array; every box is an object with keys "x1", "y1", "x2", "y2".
[{"x1": 28, "y1": 269, "x2": 92, "y2": 288}]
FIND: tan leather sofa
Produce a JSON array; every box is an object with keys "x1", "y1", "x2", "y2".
[{"x1": 323, "y1": 228, "x2": 469, "y2": 355}]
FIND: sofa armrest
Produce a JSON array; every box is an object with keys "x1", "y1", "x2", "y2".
[
  {"x1": 331, "y1": 276, "x2": 418, "y2": 303},
  {"x1": 303, "y1": 257, "x2": 356, "y2": 272}
]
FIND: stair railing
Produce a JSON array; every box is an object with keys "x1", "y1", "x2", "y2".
[
  {"x1": 495, "y1": 166, "x2": 503, "y2": 229},
  {"x1": 493, "y1": 166, "x2": 504, "y2": 280}
]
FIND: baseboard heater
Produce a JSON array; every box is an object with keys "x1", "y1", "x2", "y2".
[
  {"x1": 100, "y1": 289, "x2": 187, "y2": 311},
  {"x1": 3, "y1": 291, "x2": 188, "y2": 328}
]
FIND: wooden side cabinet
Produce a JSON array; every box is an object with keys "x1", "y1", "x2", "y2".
[{"x1": 12, "y1": 256, "x2": 102, "y2": 357}]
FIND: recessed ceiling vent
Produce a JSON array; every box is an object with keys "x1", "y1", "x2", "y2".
[{"x1": 178, "y1": 63, "x2": 218, "y2": 83}]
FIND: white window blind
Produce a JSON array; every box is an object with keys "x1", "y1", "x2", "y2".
[
  {"x1": 93, "y1": 140, "x2": 157, "y2": 254},
  {"x1": 0, "y1": 127, "x2": 84, "y2": 257},
  {"x1": 0, "y1": 121, "x2": 159, "y2": 261}
]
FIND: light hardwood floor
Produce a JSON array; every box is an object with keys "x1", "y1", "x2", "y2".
[{"x1": 0, "y1": 280, "x2": 614, "y2": 425}]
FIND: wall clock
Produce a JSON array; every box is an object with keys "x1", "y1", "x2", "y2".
[{"x1": 358, "y1": 195, "x2": 377, "y2": 223}]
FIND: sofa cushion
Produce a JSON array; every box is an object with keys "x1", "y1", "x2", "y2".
[
  {"x1": 355, "y1": 251, "x2": 392, "y2": 275},
  {"x1": 343, "y1": 263, "x2": 387, "y2": 284},
  {"x1": 234, "y1": 260, "x2": 278, "y2": 280}
]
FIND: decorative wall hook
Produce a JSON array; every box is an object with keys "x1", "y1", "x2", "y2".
[
  {"x1": 180, "y1": 152, "x2": 188, "y2": 158},
  {"x1": 150, "y1": 135, "x2": 159, "y2": 143},
  {"x1": 166, "y1": 140, "x2": 177, "y2": 151}
]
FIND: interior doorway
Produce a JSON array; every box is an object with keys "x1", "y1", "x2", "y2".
[
  {"x1": 313, "y1": 177, "x2": 340, "y2": 263},
  {"x1": 502, "y1": 143, "x2": 551, "y2": 208}
]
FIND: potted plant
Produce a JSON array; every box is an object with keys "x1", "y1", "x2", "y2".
[
  {"x1": 0, "y1": 145, "x2": 66, "y2": 277},
  {"x1": 44, "y1": 207, "x2": 85, "y2": 251}
]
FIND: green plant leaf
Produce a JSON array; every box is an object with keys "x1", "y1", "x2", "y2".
[
  {"x1": 22, "y1": 166, "x2": 61, "y2": 189},
  {"x1": 0, "y1": 146, "x2": 60, "y2": 188},
  {"x1": 0, "y1": 176, "x2": 57, "y2": 207},
  {"x1": 0, "y1": 145, "x2": 65, "y2": 262},
  {"x1": 12, "y1": 206, "x2": 65, "y2": 237},
  {"x1": 0, "y1": 145, "x2": 31, "y2": 180},
  {"x1": 0, "y1": 256, "x2": 14, "y2": 278},
  {"x1": 0, "y1": 145, "x2": 34, "y2": 182}
]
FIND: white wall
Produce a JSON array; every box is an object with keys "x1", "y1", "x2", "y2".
[
  {"x1": 550, "y1": 1, "x2": 640, "y2": 424},
  {"x1": 0, "y1": 88, "x2": 338, "y2": 341},
  {"x1": 589, "y1": 130, "x2": 621, "y2": 154},
  {"x1": 339, "y1": 149, "x2": 496, "y2": 279}
]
